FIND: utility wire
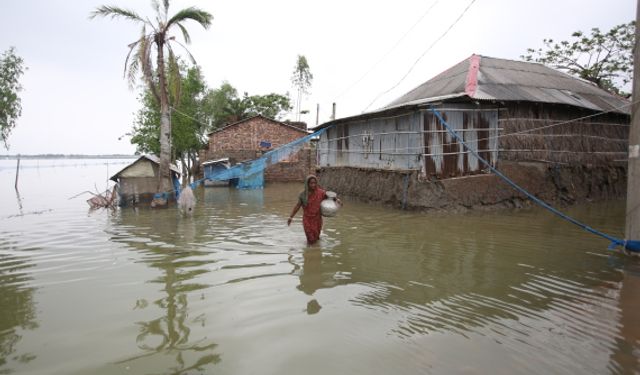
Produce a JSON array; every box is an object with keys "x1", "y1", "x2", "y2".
[
  {"x1": 334, "y1": 0, "x2": 439, "y2": 101},
  {"x1": 435, "y1": 99, "x2": 635, "y2": 149},
  {"x1": 170, "y1": 106, "x2": 209, "y2": 128},
  {"x1": 363, "y1": 0, "x2": 477, "y2": 113}
]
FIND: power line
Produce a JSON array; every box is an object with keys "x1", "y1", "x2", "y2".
[
  {"x1": 334, "y1": 0, "x2": 439, "y2": 101},
  {"x1": 170, "y1": 106, "x2": 209, "y2": 128},
  {"x1": 435, "y1": 100, "x2": 636, "y2": 149},
  {"x1": 362, "y1": 0, "x2": 477, "y2": 113}
]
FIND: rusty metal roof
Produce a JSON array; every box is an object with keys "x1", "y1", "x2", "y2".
[{"x1": 385, "y1": 54, "x2": 631, "y2": 114}]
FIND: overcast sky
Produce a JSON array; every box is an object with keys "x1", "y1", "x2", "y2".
[{"x1": 0, "y1": 0, "x2": 635, "y2": 155}]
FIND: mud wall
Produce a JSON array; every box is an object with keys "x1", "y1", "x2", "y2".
[{"x1": 317, "y1": 162, "x2": 627, "y2": 211}]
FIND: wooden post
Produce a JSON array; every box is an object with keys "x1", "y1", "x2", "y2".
[
  {"x1": 14, "y1": 154, "x2": 20, "y2": 190},
  {"x1": 626, "y1": 0, "x2": 640, "y2": 242}
]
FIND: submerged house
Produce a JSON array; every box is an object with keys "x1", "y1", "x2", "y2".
[
  {"x1": 315, "y1": 54, "x2": 630, "y2": 210},
  {"x1": 110, "y1": 155, "x2": 181, "y2": 207},
  {"x1": 200, "y1": 115, "x2": 316, "y2": 187},
  {"x1": 202, "y1": 158, "x2": 231, "y2": 187}
]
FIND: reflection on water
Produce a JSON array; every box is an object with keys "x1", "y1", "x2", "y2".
[
  {"x1": 109, "y1": 209, "x2": 220, "y2": 374},
  {"x1": 0, "y1": 160, "x2": 639, "y2": 374},
  {"x1": 0, "y1": 240, "x2": 39, "y2": 370}
]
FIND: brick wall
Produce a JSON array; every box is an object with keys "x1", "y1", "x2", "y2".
[
  {"x1": 265, "y1": 149, "x2": 316, "y2": 182},
  {"x1": 201, "y1": 116, "x2": 316, "y2": 182}
]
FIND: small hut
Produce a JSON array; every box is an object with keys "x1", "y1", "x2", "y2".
[
  {"x1": 110, "y1": 155, "x2": 181, "y2": 207},
  {"x1": 315, "y1": 55, "x2": 631, "y2": 210}
]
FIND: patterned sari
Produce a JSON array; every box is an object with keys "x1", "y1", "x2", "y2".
[{"x1": 299, "y1": 176, "x2": 327, "y2": 244}]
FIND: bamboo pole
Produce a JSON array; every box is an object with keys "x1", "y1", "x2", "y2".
[
  {"x1": 14, "y1": 154, "x2": 20, "y2": 190},
  {"x1": 626, "y1": 0, "x2": 640, "y2": 243}
]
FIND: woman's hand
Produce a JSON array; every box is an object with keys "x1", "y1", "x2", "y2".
[{"x1": 287, "y1": 217, "x2": 293, "y2": 226}]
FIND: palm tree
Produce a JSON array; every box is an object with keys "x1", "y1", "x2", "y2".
[{"x1": 90, "y1": 1, "x2": 212, "y2": 203}]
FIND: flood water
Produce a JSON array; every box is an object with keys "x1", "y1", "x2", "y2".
[{"x1": 1, "y1": 158, "x2": 639, "y2": 374}]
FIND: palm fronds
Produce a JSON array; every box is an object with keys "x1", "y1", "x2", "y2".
[
  {"x1": 89, "y1": 6, "x2": 147, "y2": 24},
  {"x1": 174, "y1": 22, "x2": 191, "y2": 44},
  {"x1": 170, "y1": 39, "x2": 197, "y2": 65},
  {"x1": 167, "y1": 7, "x2": 213, "y2": 30},
  {"x1": 167, "y1": 45, "x2": 182, "y2": 106}
]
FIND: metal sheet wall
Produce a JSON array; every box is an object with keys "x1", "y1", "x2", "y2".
[
  {"x1": 423, "y1": 109, "x2": 498, "y2": 178},
  {"x1": 318, "y1": 108, "x2": 498, "y2": 178},
  {"x1": 318, "y1": 112, "x2": 423, "y2": 170}
]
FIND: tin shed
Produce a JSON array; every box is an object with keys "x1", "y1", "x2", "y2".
[{"x1": 110, "y1": 155, "x2": 181, "y2": 207}]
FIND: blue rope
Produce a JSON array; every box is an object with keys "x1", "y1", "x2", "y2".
[{"x1": 430, "y1": 108, "x2": 640, "y2": 253}]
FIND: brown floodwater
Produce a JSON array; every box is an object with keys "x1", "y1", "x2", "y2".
[{"x1": 1, "y1": 159, "x2": 639, "y2": 374}]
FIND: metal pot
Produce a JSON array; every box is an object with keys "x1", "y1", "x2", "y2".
[{"x1": 321, "y1": 191, "x2": 339, "y2": 217}]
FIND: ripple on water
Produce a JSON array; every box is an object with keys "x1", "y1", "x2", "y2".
[{"x1": 0, "y1": 173, "x2": 638, "y2": 375}]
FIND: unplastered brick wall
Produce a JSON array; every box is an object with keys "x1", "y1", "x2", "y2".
[
  {"x1": 265, "y1": 149, "x2": 315, "y2": 182},
  {"x1": 208, "y1": 116, "x2": 308, "y2": 154},
  {"x1": 201, "y1": 116, "x2": 316, "y2": 182}
]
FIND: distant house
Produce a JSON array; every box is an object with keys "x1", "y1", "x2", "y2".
[
  {"x1": 110, "y1": 155, "x2": 181, "y2": 207},
  {"x1": 314, "y1": 54, "x2": 630, "y2": 210},
  {"x1": 200, "y1": 115, "x2": 316, "y2": 185}
]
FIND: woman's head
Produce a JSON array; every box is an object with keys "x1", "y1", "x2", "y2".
[
  {"x1": 300, "y1": 175, "x2": 319, "y2": 206},
  {"x1": 306, "y1": 175, "x2": 318, "y2": 191}
]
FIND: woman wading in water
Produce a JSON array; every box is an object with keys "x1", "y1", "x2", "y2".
[{"x1": 287, "y1": 175, "x2": 340, "y2": 244}]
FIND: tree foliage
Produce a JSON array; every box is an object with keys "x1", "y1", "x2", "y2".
[
  {"x1": 291, "y1": 55, "x2": 313, "y2": 121},
  {"x1": 201, "y1": 82, "x2": 292, "y2": 130},
  {"x1": 0, "y1": 47, "x2": 26, "y2": 150},
  {"x1": 131, "y1": 69, "x2": 291, "y2": 182},
  {"x1": 522, "y1": 21, "x2": 635, "y2": 96},
  {"x1": 91, "y1": 1, "x2": 212, "y2": 194},
  {"x1": 131, "y1": 64, "x2": 208, "y2": 182}
]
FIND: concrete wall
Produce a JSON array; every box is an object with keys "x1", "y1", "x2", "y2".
[{"x1": 318, "y1": 162, "x2": 627, "y2": 211}]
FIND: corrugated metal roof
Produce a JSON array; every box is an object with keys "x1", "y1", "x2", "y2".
[
  {"x1": 385, "y1": 59, "x2": 469, "y2": 108},
  {"x1": 110, "y1": 154, "x2": 180, "y2": 181},
  {"x1": 314, "y1": 54, "x2": 630, "y2": 131},
  {"x1": 388, "y1": 55, "x2": 630, "y2": 114}
]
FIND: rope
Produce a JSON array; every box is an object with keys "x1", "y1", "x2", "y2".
[
  {"x1": 430, "y1": 107, "x2": 640, "y2": 253},
  {"x1": 434, "y1": 100, "x2": 636, "y2": 150}
]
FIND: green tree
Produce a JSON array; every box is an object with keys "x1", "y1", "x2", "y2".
[
  {"x1": 0, "y1": 47, "x2": 26, "y2": 150},
  {"x1": 90, "y1": 1, "x2": 213, "y2": 197},
  {"x1": 201, "y1": 82, "x2": 291, "y2": 131},
  {"x1": 291, "y1": 55, "x2": 313, "y2": 121},
  {"x1": 243, "y1": 92, "x2": 292, "y2": 120},
  {"x1": 522, "y1": 21, "x2": 635, "y2": 96},
  {"x1": 131, "y1": 64, "x2": 208, "y2": 183},
  {"x1": 200, "y1": 82, "x2": 246, "y2": 129}
]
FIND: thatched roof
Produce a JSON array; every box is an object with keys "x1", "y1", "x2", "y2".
[{"x1": 386, "y1": 54, "x2": 630, "y2": 114}]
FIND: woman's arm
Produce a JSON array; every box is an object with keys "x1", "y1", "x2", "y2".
[{"x1": 287, "y1": 201, "x2": 302, "y2": 226}]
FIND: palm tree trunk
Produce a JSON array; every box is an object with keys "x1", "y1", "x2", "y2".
[{"x1": 157, "y1": 39, "x2": 172, "y2": 197}]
